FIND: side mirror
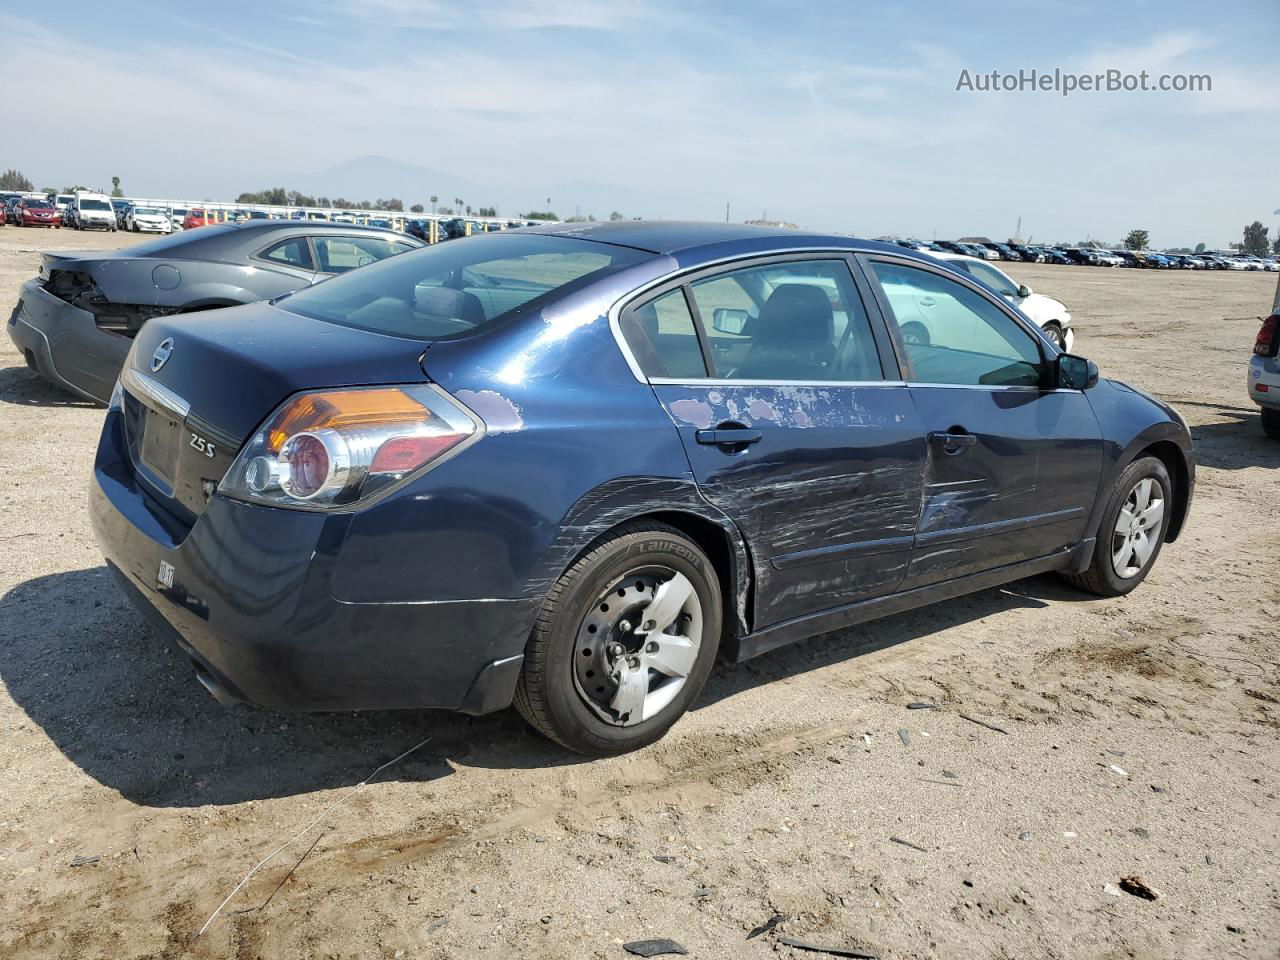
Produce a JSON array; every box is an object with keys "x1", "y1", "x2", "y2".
[
  {"x1": 712, "y1": 307, "x2": 749, "y2": 335},
  {"x1": 1056, "y1": 353, "x2": 1098, "y2": 389},
  {"x1": 1016, "y1": 284, "x2": 1032, "y2": 298}
]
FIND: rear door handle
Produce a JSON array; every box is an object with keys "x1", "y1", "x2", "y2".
[
  {"x1": 695, "y1": 428, "x2": 763, "y2": 447},
  {"x1": 929, "y1": 431, "x2": 976, "y2": 455}
]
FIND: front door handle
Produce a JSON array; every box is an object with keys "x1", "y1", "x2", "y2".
[
  {"x1": 696, "y1": 427, "x2": 763, "y2": 447},
  {"x1": 929, "y1": 431, "x2": 976, "y2": 455}
]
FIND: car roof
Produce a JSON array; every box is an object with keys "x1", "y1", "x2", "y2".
[{"x1": 519, "y1": 220, "x2": 896, "y2": 257}]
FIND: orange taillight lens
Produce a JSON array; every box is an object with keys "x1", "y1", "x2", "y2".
[{"x1": 267, "y1": 388, "x2": 431, "y2": 453}]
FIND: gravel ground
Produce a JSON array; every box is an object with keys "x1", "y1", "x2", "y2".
[{"x1": 0, "y1": 227, "x2": 1277, "y2": 959}]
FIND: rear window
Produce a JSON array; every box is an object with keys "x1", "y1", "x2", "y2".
[
  {"x1": 280, "y1": 234, "x2": 650, "y2": 340},
  {"x1": 80, "y1": 199, "x2": 111, "y2": 211}
]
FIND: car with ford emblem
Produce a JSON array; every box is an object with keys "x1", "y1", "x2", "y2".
[{"x1": 89, "y1": 221, "x2": 1194, "y2": 756}]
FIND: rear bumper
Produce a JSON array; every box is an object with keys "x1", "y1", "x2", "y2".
[
  {"x1": 89, "y1": 408, "x2": 539, "y2": 713},
  {"x1": 1248, "y1": 354, "x2": 1280, "y2": 409},
  {"x1": 8, "y1": 279, "x2": 128, "y2": 403}
]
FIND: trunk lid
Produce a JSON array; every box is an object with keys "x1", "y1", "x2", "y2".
[{"x1": 121, "y1": 301, "x2": 431, "y2": 524}]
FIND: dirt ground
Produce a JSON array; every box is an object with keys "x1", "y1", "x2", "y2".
[{"x1": 0, "y1": 226, "x2": 1277, "y2": 960}]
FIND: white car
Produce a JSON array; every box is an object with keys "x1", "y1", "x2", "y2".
[
  {"x1": 125, "y1": 204, "x2": 173, "y2": 233},
  {"x1": 1248, "y1": 314, "x2": 1280, "y2": 438},
  {"x1": 71, "y1": 192, "x2": 117, "y2": 231},
  {"x1": 927, "y1": 251, "x2": 1075, "y2": 350},
  {"x1": 1088, "y1": 249, "x2": 1124, "y2": 267}
]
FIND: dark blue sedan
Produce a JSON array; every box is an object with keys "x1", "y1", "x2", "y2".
[{"x1": 90, "y1": 222, "x2": 1194, "y2": 755}]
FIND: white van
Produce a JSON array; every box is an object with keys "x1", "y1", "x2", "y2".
[{"x1": 72, "y1": 192, "x2": 117, "y2": 231}]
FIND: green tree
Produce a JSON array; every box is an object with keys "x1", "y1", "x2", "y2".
[
  {"x1": 1273, "y1": 237, "x2": 1280, "y2": 255},
  {"x1": 0, "y1": 169, "x2": 34, "y2": 191},
  {"x1": 1123, "y1": 229, "x2": 1149, "y2": 250},
  {"x1": 521, "y1": 210, "x2": 558, "y2": 221},
  {"x1": 1194, "y1": 242, "x2": 1206, "y2": 254},
  {"x1": 110, "y1": 175, "x2": 123, "y2": 198},
  {"x1": 62, "y1": 184, "x2": 89, "y2": 194},
  {"x1": 409, "y1": 203, "x2": 424, "y2": 213},
  {"x1": 1242, "y1": 221, "x2": 1270, "y2": 258},
  {"x1": 40, "y1": 186, "x2": 57, "y2": 195},
  {"x1": 429, "y1": 195, "x2": 438, "y2": 213},
  {"x1": 478, "y1": 206, "x2": 496, "y2": 217},
  {"x1": 609, "y1": 210, "x2": 624, "y2": 221}
]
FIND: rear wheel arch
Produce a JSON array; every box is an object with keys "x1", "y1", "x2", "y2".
[{"x1": 550, "y1": 503, "x2": 753, "y2": 643}]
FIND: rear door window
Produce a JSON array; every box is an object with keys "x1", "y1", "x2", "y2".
[{"x1": 686, "y1": 260, "x2": 883, "y2": 382}]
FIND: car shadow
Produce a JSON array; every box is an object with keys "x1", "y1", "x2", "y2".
[
  {"x1": 0, "y1": 567, "x2": 583, "y2": 809},
  {"x1": 1186, "y1": 406, "x2": 1280, "y2": 470},
  {"x1": 0, "y1": 364, "x2": 97, "y2": 408}
]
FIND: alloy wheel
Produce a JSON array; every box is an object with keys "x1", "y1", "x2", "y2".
[{"x1": 1111, "y1": 477, "x2": 1164, "y2": 578}]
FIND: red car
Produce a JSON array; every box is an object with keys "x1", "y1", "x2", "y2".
[
  {"x1": 183, "y1": 208, "x2": 210, "y2": 229},
  {"x1": 13, "y1": 198, "x2": 62, "y2": 228}
]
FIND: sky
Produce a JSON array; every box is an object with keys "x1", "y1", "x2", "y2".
[{"x1": 1, "y1": 0, "x2": 1276, "y2": 248}]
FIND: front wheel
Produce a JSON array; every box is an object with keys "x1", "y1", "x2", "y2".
[
  {"x1": 1062, "y1": 456, "x2": 1172, "y2": 597},
  {"x1": 1041, "y1": 322, "x2": 1065, "y2": 349},
  {"x1": 514, "y1": 522, "x2": 722, "y2": 756}
]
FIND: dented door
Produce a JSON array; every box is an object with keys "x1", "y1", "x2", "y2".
[
  {"x1": 900, "y1": 385, "x2": 1102, "y2": 588},
  {"x1": 656, "y1": 383, "x2": 926, "y2": 628}
]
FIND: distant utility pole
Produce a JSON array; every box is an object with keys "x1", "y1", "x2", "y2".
[
  {"x1": 1015, "y1": 215, "x2": 1021, "y2": 239},
  {"x1": 1273, "y1": 208, "x2": 1280, "y2": 312},
  {"x1": 725, "y1": 201, "x2": 730, "y2": 223}
]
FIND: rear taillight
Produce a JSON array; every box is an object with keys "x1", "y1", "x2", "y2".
[
  {"x1": 219, "y1": 385, "x2": 481, "y2": 510},
  {"x1": 1256, "y1": 315, "x2": 1279, "y2": 357}
]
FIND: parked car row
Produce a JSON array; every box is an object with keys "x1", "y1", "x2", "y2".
[{"x1": 899, "y1": 238, "x2": 1277, "y2": 271}]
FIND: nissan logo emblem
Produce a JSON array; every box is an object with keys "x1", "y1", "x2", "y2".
[{"x1": 151, "y1": 337, "x2": 174, "y2": 372}]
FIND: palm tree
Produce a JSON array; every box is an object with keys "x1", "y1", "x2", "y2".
[{"x1": 430, "y1": 195, "x2": 438, "y2": 214}]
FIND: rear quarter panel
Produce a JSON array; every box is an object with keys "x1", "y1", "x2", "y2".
[{"x1": 330, "y1": 256, "x2": 752, "y2": 610}]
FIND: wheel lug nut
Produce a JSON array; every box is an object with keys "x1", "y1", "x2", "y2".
[
  {"x1": 628, "y1": 656, "x2": 640, "y2": 669},
  {"x1": 641, "y1": 620, "x2": 655, "y2": 632},
  {"x1": 618, "y1": 619, "x2": 633, "y2": 634},
  {"x1": 645, "y1": 641, "x2": 658, "y2": 654}
]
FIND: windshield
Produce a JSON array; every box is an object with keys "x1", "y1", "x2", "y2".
[
  {"x1": 81, "y1": 199, "x2": 111, "y2": 211},
  {"x1": 281, "y1": 233, "x2": 650, "y2": 340},
  {"x1": 26, "y1": 199, "x2": 52, "y2": 209},
  {"x1": 136, "y1": 207, "x2": 164, "y2": 215}
]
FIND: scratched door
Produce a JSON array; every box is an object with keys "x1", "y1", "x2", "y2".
[{"x1": 625, "y1": 256, "x2": 927, "y2": 629}]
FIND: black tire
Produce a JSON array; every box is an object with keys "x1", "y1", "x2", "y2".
[
  {"x1": 1042, "y1": 322, "x2": 1065, "y2": 349},
  {"x1": 1262, "y1": 407, "x2": 1280, "y2": 440},
  {"x1": 514, "y1": 521, "x2": 722, "y2": 756},
  {"x1": 1062, "y1": 455, "x2": 1172, "y2": 597}
]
